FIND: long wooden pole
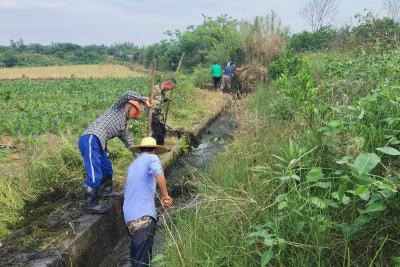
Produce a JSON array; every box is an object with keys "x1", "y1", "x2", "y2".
[
  {"x1": 147, "y1": 59, "x2": 157, "y2": 136},
  {"x1": 163, "y1": 52, "x2": 184, "y2": 123}
]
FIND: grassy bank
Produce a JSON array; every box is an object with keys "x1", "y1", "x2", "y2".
[
  {"x1": 163, "y1": 47, "x2": 400, "y2": 266},
  {"x1": 162, "y1": 84, "x2": 296, "y2": 267}
]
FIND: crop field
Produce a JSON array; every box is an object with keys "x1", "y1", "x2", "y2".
[
  {"x1": 0, "y1": 74, "x2": 229, "y2": 254},
  {"x1": 0, "y1": 64, "x2": 143, "y2": 80}
]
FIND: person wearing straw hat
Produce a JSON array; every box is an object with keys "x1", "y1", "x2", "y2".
[
  {"x1": 78, "y1": 92, "x2": 151, "y2": 214},
  {"x1": 123, "y1": 136, "x2": 172, "y2": 266}
]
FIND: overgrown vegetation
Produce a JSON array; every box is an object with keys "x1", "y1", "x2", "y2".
[
  {"x1": 162, "y1": 13, "x2": 400, "y2": 267},
  {"x1": 289, "y1": 13, "x2": 400, "y2": 54}
]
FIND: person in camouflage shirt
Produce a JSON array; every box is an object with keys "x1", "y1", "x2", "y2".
[
  {"x1": 151, "y1": 78, "x2": 177, "y2": 145},
  {"x1": 78, "y1": 92, "x2": 151, "y2": 214}
]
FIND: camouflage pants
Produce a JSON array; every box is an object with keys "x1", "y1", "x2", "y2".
[
  {"x1": 127, "y1": 216, "x2": 157, "y2": 266},
  {"x1": 219, "y1": 75, "x2": 232, "y2": 92}
]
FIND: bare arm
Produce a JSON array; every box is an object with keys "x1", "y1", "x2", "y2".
[
  {"x1": 156, "y1": 173, "x2": 172, "y2": 207},
  {"x1": 112, "y1": 91, "x2": 150, "y2": 109}
]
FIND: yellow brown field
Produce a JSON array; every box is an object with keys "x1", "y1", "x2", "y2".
[{"x1": 0, "y1": 64, "x2": 143, "y2": 80}]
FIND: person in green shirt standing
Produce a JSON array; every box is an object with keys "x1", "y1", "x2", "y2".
[{"x1": 210, "y1": 62, "x2": 222, "y2": 89}]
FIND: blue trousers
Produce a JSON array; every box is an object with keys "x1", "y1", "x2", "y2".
[{"x1": 78, "y1": 134, "x2": 113, "y2": 189}]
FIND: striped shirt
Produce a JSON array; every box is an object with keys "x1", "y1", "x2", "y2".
[
  {"x1": 82, "y1": 92, "x2": 148, "y2": 151},
  {"x1": 153, "y1": 84, "x2": 168, "y2": 117}
]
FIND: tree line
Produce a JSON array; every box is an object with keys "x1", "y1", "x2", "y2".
[
  {"x1": 0, "y1": 41, "x2": 144, "y2": 67},
  {"x1": 2, "y1": 0, "x2": 400, "y2": 70}
]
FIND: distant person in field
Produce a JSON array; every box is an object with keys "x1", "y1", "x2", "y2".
[
  {"x1": 152, "y1": 77, "x2": 177, "y2": 145},
  {"x1": 123, "y1": 137, "x2": 172, "y2": 266},
  {"x1": 78, "y1": 92, "x2": 152, "y2": 214},
  {"x1": 220, "y1": 60, "x2": 235, "y2": 92},
  {"x1": 210, "y1": 62, "x2": 222, "y2": 89}
]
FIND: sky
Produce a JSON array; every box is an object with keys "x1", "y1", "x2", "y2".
[{"x1": 0, "y1": 0, "x2": 384, "y2": 46}]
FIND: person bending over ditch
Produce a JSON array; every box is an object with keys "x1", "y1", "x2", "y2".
[
  {"x1": 123, "y1": 137, "x2": 173, "y2": 267},
  {"x1": 152, "y1": 77, "x2": 177, "y2": 145},
  {"x1": 78, "y1": 92, "x2": 151, "y2": 214}
]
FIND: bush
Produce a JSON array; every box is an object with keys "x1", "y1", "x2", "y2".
[
  {"x1": 191, "y1": 65, "x2": 212, "y2": 88},
  {"x1": 289, "y1": 27, "x2": 336, "y2": 53},
  {"x1": 349, "y1": 14, "x2": 400, "y2": 51},
  {"x1": 268, "y1": 49, "x2": 302, "y2": 79},
  {"x1": 1, "y1": 52, "x2": 18, "y2": 67}
]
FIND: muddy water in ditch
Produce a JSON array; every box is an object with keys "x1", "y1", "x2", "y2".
[{"x1": 100, "y1": 111, "x2": 236, "y2": 267}]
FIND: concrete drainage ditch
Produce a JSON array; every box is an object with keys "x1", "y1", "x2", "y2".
[{"x1": 27, "y1": 101, "x2": 235, "y2": 267}]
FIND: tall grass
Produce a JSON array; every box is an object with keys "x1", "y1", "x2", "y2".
[
  {"x1": 163, "y1": 47, "x2": 400, "y2": 266},
  {"x1": 0, "y1": 135, "x2": 81, "y2": 235},
  {"x1": 163, "y1": 87, "x2": 297, "y2": 266},
  {"x1": 239, "y1": 11, "x2": 289, "y2": 65}
]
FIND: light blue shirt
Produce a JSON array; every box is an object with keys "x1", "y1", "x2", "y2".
[
  {"x1": 224, "y1": 64, "x2": 235, "y2": 77},
  {"x1": 123, "y1": 153, "x2": 164, "y2": 222}
]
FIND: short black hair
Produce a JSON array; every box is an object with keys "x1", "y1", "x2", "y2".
[
  {"x1": 165, "y1": 77, "x2": 177, "y2": 85},
  {"x1": 140, "y1": 147, "x2": 156, "y2": 153},
  {"x1": 125, "y1": 102, "x2": 137, "y2": 110}
]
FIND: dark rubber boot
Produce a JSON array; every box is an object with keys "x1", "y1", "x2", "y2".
[
  {"x1": 99, "y1": 176, "x2": 123, "y2": 198},
  {"x1": 84, "y1": 186, "x2": 111, "y2": 214}
]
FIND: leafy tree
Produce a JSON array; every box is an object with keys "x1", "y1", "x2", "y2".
[
  {"x1": 145, "y1": 15, "x2": 242, "y2": 71},
  {"x1": 289, "y1": 26, "x2": 336, "y2": 52},
  {"x1": 2, "y1": 52, "x2": 18, "y2": 67}
]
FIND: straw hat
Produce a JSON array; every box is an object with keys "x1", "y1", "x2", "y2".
[{"x1": 129, "y1": 137, "x2": 168, "y2": 155}]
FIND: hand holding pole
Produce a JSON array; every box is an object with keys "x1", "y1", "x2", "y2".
[{"x1": 164, "y1": 52, "x2": 184, "y2": 123}]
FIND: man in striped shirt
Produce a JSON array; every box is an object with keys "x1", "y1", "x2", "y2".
[{"x1": 78, "y1": 92, "x2": 151, "y2": 214}]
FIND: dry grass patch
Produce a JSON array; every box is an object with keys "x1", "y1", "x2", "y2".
[
  {"x1": 0, "y1": 64, "x2": 143, "y2": 80},
  {"x1": 168, "y1": 89, "x2": 231, "y2": 130}
]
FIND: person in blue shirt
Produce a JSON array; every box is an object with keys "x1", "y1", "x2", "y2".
[
  {"x1": 123, "y1": 137, "x2": 172, "y2": 266},
  {"x1": 220, "y1": 61, "x2": 235, "y2": 92}
]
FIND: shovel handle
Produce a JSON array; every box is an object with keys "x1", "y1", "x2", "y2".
[{"x1": 147, "y1": 59, "x2": 157, "y2": 136}]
